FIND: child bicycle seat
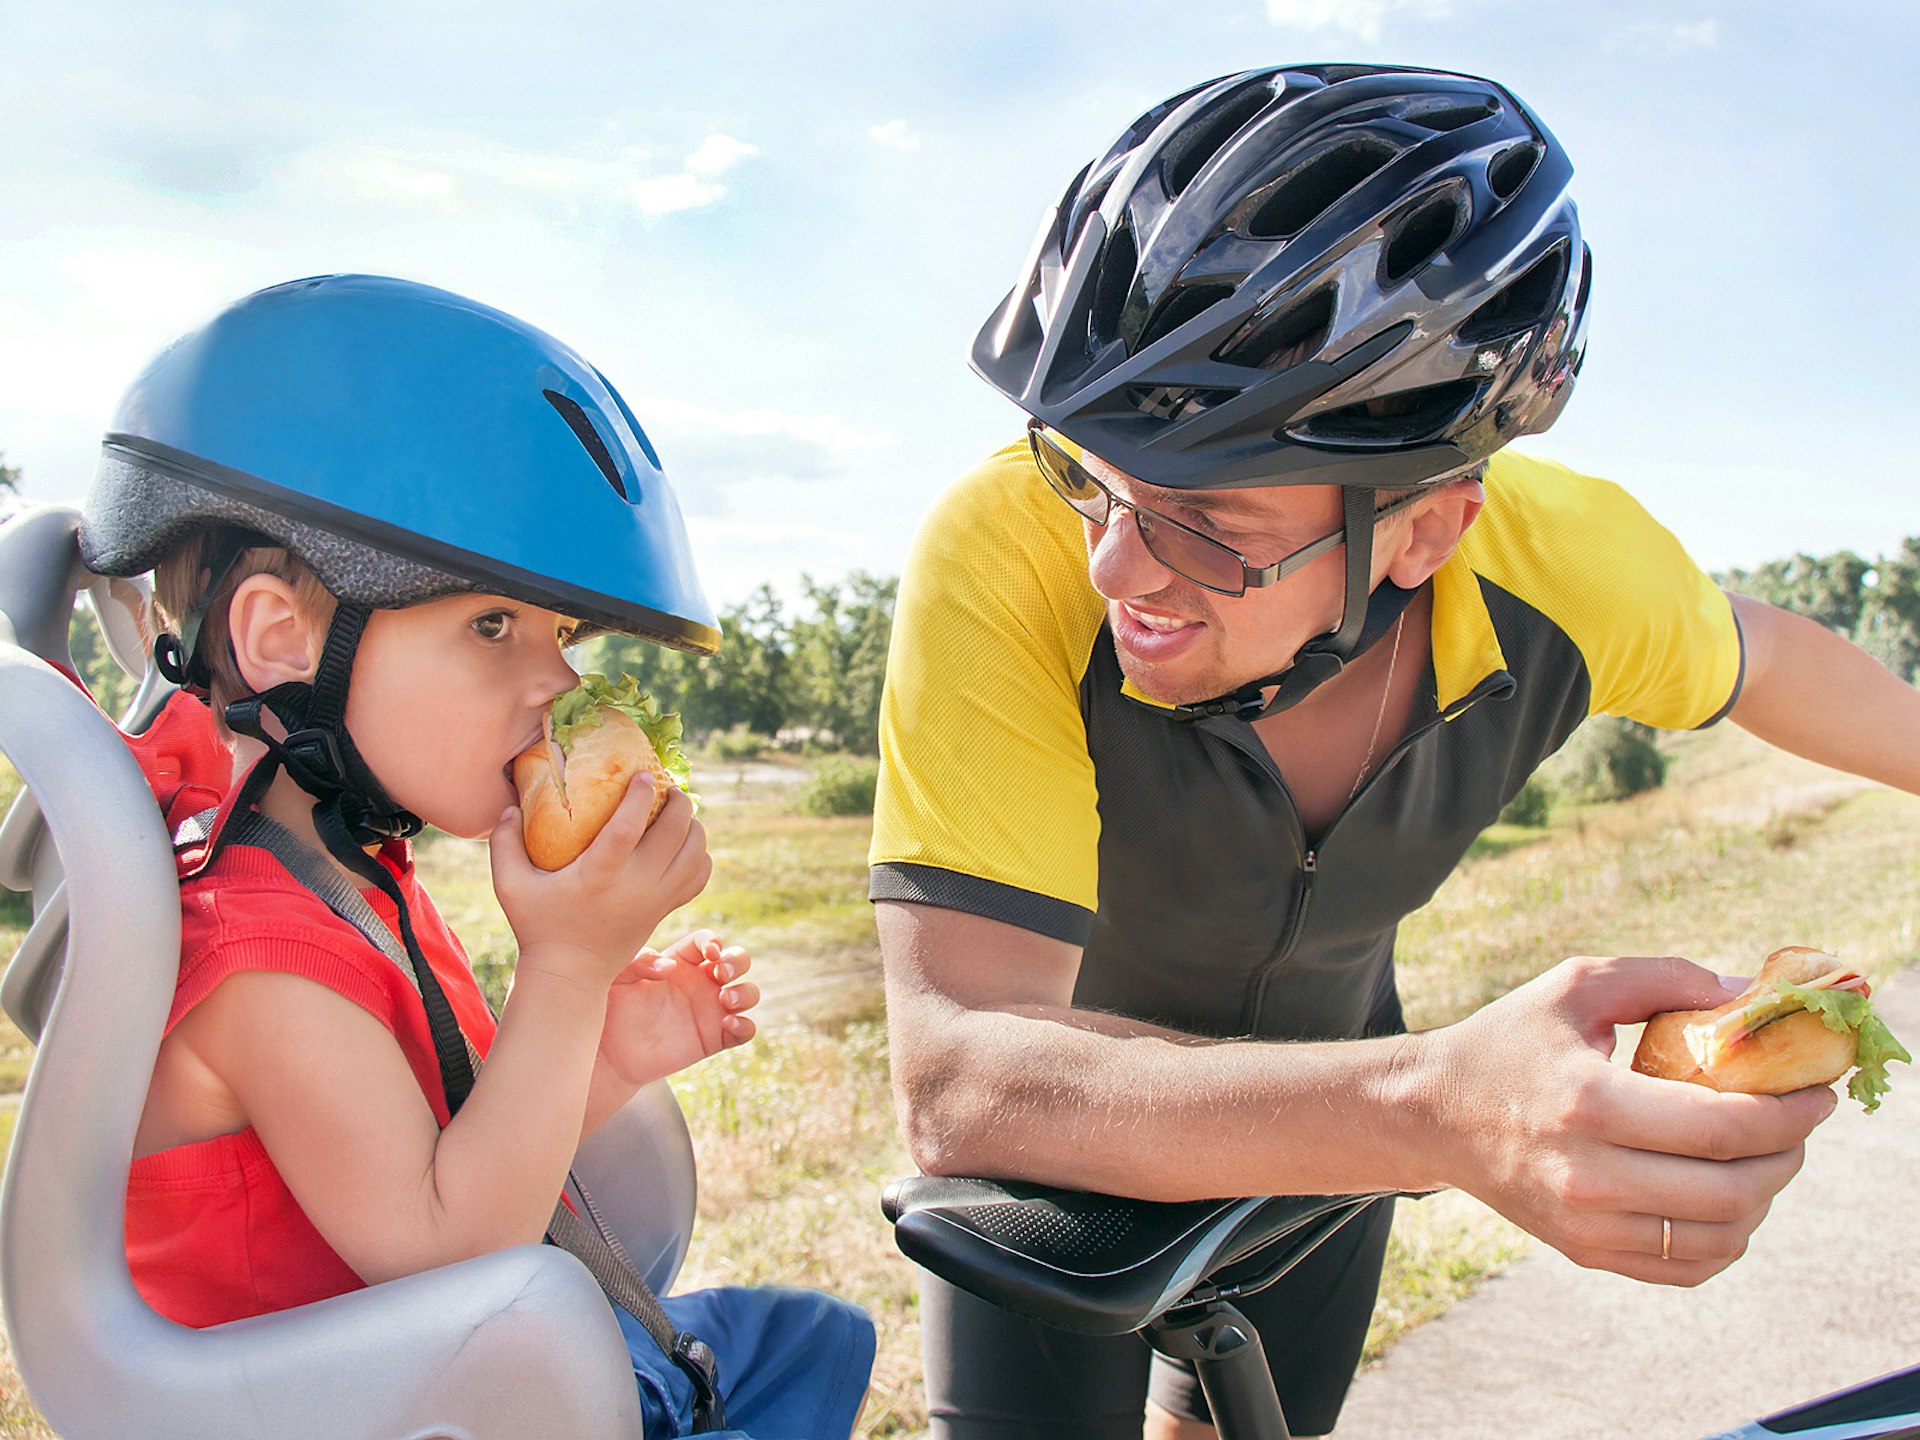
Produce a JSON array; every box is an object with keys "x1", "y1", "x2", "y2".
[
  {"x1": 883, "y1": 1173, "x2": 1383, "y2": 1440},
  {"x1": 0, "y1": 504, "x2": 697, "y2": 1440}
]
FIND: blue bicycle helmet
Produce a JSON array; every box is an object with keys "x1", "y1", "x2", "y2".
[{"x1": 82, "y1": 273, "x2": 718, "y2": 654}]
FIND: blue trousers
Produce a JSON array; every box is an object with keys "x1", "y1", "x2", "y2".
[{"x1": 617, "y1": 1286, "x2": 875, "y2": 1440}]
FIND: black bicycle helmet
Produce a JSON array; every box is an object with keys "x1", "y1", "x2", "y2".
[
  {"x1": 975, "y1": 62, "x2": 1589, "y2": 492},
  {"x1": 973, "y1": 64, "x2": 1590, "y2": 716}
]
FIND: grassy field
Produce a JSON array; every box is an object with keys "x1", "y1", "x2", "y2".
[{"x1": 1, "y1": 726, "x2": 1917, "y2": 1437}]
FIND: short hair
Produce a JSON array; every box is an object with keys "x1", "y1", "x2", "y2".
[
  {"x1": 152, "y1": 528, "x2": 335, "y2": 726},
  {"x1": 1374, "y1": 460, "x2": 1489, "y2": 514}
]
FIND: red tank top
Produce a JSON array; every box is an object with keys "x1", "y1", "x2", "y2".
[{"x1": 121, "y1": 697, "x2": 499, "y2": 1328}]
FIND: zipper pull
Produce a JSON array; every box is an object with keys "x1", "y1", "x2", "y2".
[{"x1": 1302, "y1": 850, "x2": 1318, "y2": 873}]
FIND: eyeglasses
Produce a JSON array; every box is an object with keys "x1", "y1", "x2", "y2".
[{"x1": 1026, "y1": 419, "x2": 1427, "y2": 598}]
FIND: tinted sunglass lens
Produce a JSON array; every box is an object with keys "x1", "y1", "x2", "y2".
[
  {"x1": 1134, "y1": 511, "x2": 1245, "y2": 595},
  {"x1": 1036, "y1": 440, "x2": 1110, "y2": 522}
]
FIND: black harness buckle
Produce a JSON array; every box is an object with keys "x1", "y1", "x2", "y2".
[{"x1": 669, "y1": 1332, "x2": 729, "y2": 1433}]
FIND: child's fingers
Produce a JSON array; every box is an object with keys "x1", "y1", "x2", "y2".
[
  {"x1": 713, "y1": 946, "x2": 751, "y2": 981},
  {"x1": 488, "y1": 806, "x2": 534, "y2": 886},
  {"x1": 582, "y1": 772, "x2": 663, "y2": 861},
  {"x1": 721, "y1": 981, "x2": 760, "y2": 1014},
  {"x1": 722, "y1": 1014, "x2": 757, "y2": 1048},
  {"x1": 654, "y1": 822, "x2": 713, "y2": 907}
]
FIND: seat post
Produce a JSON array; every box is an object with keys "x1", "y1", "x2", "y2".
[{"x1": 1145, "y1": 1299, "x2": 1291, "y2": 1440}]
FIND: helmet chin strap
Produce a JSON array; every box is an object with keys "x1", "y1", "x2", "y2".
[
  {"x1": 1172, "y1": 487, "x2": 1417, "y2": 724},
  {"x1": 216, "y1": 602, "x2": 476, "y2": 1115}
]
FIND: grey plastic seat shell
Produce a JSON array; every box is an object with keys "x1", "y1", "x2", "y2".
[{"x1": 0, "y1": 504, "x2": 697, "y2": 1439}]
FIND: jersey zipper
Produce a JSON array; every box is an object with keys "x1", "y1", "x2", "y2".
[{"x1": 1237, "y1": 669, "x2": 1515, "y2": 1033}]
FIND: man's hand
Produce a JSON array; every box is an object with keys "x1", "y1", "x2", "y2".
[
  {"x1": 597, "y1": 928, "x2": 758, "y2": 1089},
  {"x1": 1420, "y1": 954, "x2": 1837, "y2": 1286}
]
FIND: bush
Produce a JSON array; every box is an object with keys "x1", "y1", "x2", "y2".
[
  {"x1": 710, "y1": 724, "x2": 771, "y2": 761},
  {"x1": 794, "y1": 755, "x2": 879, "y2": 817},
  {"x1": 1498, "y1": 777, "x2": 1553, "y2": 828},
  {"x1": 1547, "y1": 718, "x2": 1667, "y2": 803}
]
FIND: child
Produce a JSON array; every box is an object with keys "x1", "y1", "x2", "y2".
[{"x1": 79, "y1": 274, "x2": 876, "y2": 1439}]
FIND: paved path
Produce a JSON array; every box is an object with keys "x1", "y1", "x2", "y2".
[{"x1": 1336, "y1": 971, "x2": 1920, "y2": 1439}]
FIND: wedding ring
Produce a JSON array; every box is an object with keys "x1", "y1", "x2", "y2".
[{"x1": 1661, "y1": 1216, "x2": 1673, "y2": 1261}]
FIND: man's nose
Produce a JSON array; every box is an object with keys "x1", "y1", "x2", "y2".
[{"x1": 1087, "y1": 506, "x2": 1175, "y2": 601}]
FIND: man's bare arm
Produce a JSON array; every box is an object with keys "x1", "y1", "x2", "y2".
[
  {"x1": 881, "y1": 900, "x2": 1834, "y2": 1285},
  {"x1": 1727, "y1": 591, "x2": 1920, "y2": 792}
]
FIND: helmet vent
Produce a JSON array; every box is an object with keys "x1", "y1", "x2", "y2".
[
  {"x1": 1246, "y1": 138, "x2": 1398, "y2": 240},
  {"x1": 1064, "y1": 163, "x2": 1110, "y2": 250},
  {"x1": 1381, "y1": 187, "x2": 1465, "y2": 284},
  {"x1": 1163, "y1": 83, "x2": 1274, "y2": 197},
  {"x1": 1487, "y1": 141, "x2": 1543, "y2": 201},
  {"x1": 543, "y1": 389, "x2": 629, "y2": 502},
  {"x1": 1127, "y1": 384, "x2": 1237, "y2": 421},
  {"x1": 1216, "y1": 286, "x2": 1335, "y2": 370},
  {"x1": 1406, "y1": 99, "x2": 1498, "y2": 133},
  {"x1": 1137, "y1": 282, "x2": 1235, "y2": 353},
  {"x1": 1291, "y1": 379, "x2": 1482, "y2": 446},
  {"x1": 1090, "y1": 219, "x2": 1139, "y2": 345},
  {"x1": 1459, "y1": 240, "x2": 1568, "y2": 344}
]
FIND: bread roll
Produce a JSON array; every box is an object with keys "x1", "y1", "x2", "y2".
[
  {"x1": 512, "y1": 706, "x2": 670, "y2": 870},
  {"x1": 1632, "y1": 946, "x2": 1860, "y2": 1095}
]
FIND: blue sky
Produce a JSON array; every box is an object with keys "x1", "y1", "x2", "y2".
[{"x1": 2, "y1": 1, "x2": 1915, "y2": 605}]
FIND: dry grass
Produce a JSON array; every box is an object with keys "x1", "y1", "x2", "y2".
[{"x1": 3, "y1": 729, "x2": 1919, "y2": 1436}]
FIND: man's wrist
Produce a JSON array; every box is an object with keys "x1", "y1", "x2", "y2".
[{"x1": 1367, "y1": 1027, "x2": 1458, "y2": 1194}]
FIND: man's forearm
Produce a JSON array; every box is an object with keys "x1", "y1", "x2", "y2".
[
  {"x1": 898, "y1": 995, "x2": 1450, "y2": 1201},
  {"x1": 1727, "y1": 591, "x2": 1920, "y2": 792}
]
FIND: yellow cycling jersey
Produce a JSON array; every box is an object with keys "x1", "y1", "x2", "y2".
[{"x1": 872, "y1": 442, "x2": 1740, "y2": 971}]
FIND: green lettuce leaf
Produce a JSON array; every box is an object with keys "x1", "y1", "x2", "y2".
[
  {"x1": 550, "y1": 672, "x2": 698, "y2": 807},
  {"x1": 1770, "y1": 980, "x2": 1912, "y2": 1114}
]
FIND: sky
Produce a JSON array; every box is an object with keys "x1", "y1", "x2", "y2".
[{"x1": 2, "y1": 1, "x2": 1915, "y2": 607}]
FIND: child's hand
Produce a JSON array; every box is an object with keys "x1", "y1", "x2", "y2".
[
  {"x1": 489, "y1": 776, "x2": 712, "y2": 991},
  {"x1": 598, "y1": 929, "x2": 758, "y2": 1088}
]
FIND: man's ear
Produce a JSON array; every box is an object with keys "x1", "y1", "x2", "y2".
[
  {"x1": 227, "y1": 574, "x2": 323, "y2": 693},
  {"x1": 1383, "y1": 479, "x2": 1485, "y2": 590}
]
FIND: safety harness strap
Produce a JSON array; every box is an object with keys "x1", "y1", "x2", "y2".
[{"x1": 176, "y1": 806, "x2": 729, "y2": 1432}]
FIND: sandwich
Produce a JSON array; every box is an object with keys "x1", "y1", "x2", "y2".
[
  {"x1": 1632, "y1": 946, "x2": 1909, "y2": 1112},
  {"x1": 511, "y1": 672, "x2": 695, "y2": 870}
]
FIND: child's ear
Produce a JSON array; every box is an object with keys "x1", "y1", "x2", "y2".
[
  {"x1": 1383, "y1": 478, "x2": 1486, "y2": 590},
  {"x1": 228, "y1": 574, "x2": 323, "y2": 693}
]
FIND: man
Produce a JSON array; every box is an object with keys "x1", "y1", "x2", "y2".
[{"x1": 869, "y1": 64, "x2": 1920, "y2": 1440}]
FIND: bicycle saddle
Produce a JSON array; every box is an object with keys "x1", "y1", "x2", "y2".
[{"x1": 881, "y1": 1177, "x2": 1382, "y2": 1337}]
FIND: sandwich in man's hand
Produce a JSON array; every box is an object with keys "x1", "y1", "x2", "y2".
[
  {"x1": 1632, "y1": 946, "x2": 1910, "y2": 1112},
  {"x1": 512, "y1": 672, "x2": 696, "y2": 871}
]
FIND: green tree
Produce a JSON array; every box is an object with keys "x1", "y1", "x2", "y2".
[
  {"x1": 0, "y1": 451, "x2": 20, "y2": 496},
  {"x1": 789, "y1": 572, "x2": 896, "y2": 753},
  {"x1": 1854, "y1": 539, "x2": 1920, "y2": 683},
  {"x1": 1722, "y1": 549, "x2": 1871, "y2": 636}
]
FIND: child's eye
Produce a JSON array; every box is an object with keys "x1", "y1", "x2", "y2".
[{"x1": 472, "y1": 611, "x2": 514, "y2": 641}]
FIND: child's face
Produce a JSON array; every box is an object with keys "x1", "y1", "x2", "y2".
[{"x1": 344, "y1": 593, "x2": 583, "y2": 839}]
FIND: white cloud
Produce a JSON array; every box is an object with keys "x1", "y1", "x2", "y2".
[
  {"x1": 684, "y1": 133, "x2": 760, "y2": 177},
  {"x1": 638, "y1": 396, "x2": 891, "y2": 497},
  {"x1": 1264, "y1": 0, "x2": 1451, "y2": 43},
  {"x1": 1607, "y1": 18, "x2": 1720, "y2": 52},
  {"x1": 273, "y1": 132, "x2": 758, "y2": 220},
  {"x1": 627, "y1": 172, "x2": 728, "y2": 217},
  {"x1": 868, "y1": 119, "x2": 922, "y2": 152},
  {"x1": 290, "y1": 147, "x2": 460, "y2": 210}
]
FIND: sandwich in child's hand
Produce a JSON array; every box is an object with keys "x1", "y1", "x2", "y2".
[
  {"x1": 1632, "y1": 946, "x2": 1911, "y2": 1112},
  {"x1": 511, "y1": 673, "x2": 696, "y2": 871}
]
